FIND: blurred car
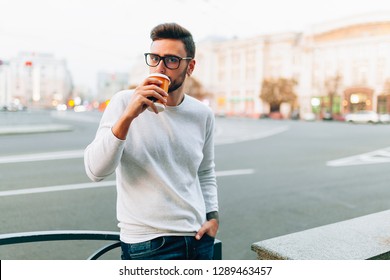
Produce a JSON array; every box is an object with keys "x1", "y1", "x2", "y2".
[
  {"x1": 1, "y1": 103, "x2": 27, "y2": 111},
  {"x1": 345, "y1": 110, "x2": 379, "y2": 124},
  {"x1": 302, "y1": 112, "x2": 316, "y2": 121},
  {"x1": 379, "y1": 113, "x2": 390, "y2": 124},
  {"x1": 322, "y1": 111, "x2": 333, "y2": 121}
]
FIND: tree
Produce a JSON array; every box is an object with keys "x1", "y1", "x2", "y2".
[
  {"x1": 377, "y1": 78, "x2": 390, "y2": 114},
  {"x1": 324, "y1": 73, "x2": 342, "y2": 117},
  {"x1": 184, "y1": 76, "x2": 210, "y2": 101},
  {"x1": 260, "y1": 78, "x2": 297, "y2": 112},
  {"x1": 383, "y1": 78, "x2": 390, "y2": 94}
]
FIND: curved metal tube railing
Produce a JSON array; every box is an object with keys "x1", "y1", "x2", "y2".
[
  {"x1": 0, "y1": 230, "x2": 222, "y2": 260},
  {"x1": 0, "y1": 230, "x2": 121, "y2": 260}
]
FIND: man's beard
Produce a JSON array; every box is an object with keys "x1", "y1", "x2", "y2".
[{"x1": 168, "y1": 68, "x2": 187, "y2": 93}]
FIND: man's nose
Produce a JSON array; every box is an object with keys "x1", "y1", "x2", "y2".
[{"x1": 156, "y1": 59, "x2": 167, "y2": 73}]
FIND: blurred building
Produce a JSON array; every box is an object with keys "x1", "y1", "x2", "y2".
[
  {"x1": 195, "y1": 11, "x2": 390, "y2": 118},
  {"x1": 128, "y1": 54, "x2": 149, "y2": 88},
  {"x1": 300, "y1": 11, "x2": 390, "y2": 119},
  {"x1": 96, "y1": 72, "x2": 129, "y2": 102},
  {"x1": 0, "y1": 60, "x2": 12, "y2": 109},
  {"x1": 196, "y1": 33, "x2": 299, "y2": 117},
  {"x1": 0, "y1": 52, "x2": 73, "y2": 109}
]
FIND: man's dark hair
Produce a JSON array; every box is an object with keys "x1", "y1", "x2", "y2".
[{"x1": 150, "y1": 23, "x2": 195, "y2": 58}]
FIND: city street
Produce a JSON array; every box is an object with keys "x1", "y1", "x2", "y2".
[{"x1": 1, "y1": 111, "x2": 390, "y2": 259}]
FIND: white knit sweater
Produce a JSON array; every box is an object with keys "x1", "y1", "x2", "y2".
[{"x1": 84, "y1": 90, "x2": 218, "y2": 243}]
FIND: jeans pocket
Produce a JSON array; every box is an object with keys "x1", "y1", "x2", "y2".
[
  {"x1": 196, "y1": 234, "x2": 215, "y2": 260},
  {"x1": 203, "y1": 233, "x2": 216, "y2": 241},
  {"x1": 125, "y1": 237, "x2": 166, "y2": 259}
]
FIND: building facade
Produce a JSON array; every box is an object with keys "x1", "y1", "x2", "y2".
[
  {"x1": 96, "y1": 71, "x2": 129, "y2": 102},
  {"x1": 195, "y1": 12, "x2": 390, "y2": 118},
  {"x1": 300, "y1": 12, "x2": 390, "y2": 118},
  {"x1": 0, "y1": 52, "x2": 73, "y2": 109}
]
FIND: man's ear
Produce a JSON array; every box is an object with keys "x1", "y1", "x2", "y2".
[{"x1": 187, "y1": 60, "x2": 196, "y2": 76}]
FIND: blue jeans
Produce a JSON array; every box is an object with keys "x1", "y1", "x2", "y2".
[{"x1": 121, "y1": 235, "x2": 215, "y2": 260}]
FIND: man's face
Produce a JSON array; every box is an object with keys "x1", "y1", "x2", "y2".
[{"x1": 149, "y1": 39, "x2": 194, "y2": 93}]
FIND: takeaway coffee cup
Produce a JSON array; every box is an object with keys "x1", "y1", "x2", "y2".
[{"x1": 147, "y1": 73, "x2": 170, "y2": 112}]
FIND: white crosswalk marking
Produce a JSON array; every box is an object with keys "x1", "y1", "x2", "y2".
[{"x1": 327, "y1": 147, "x2": 390, "y2": 167}]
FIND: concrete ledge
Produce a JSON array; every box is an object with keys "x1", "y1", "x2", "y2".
[
  {"x1": 252, "y1": 209, "x2": 390, "y2": 260},
  {"x1": 0, "y1": 124, "x2": 73, "y2": 135}
]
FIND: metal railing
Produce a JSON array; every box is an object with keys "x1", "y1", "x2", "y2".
[
  {"x1": 0, "y1": 230, "x2": 120, "y2": 260},
  {"x1": 0, "y1": 230, "x2": 222, "y2": 260}
]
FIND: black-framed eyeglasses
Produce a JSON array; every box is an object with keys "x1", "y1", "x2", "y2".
[{"x1": 144, "y1": 53, "x2": 192, "y2": 70}]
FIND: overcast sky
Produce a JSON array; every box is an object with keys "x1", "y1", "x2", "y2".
[{"x1": 1, "y1": 0, "x2": 390, "y2": 93}]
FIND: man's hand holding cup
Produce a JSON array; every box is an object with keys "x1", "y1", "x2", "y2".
[{"x1": 147, "y1": 73, "x2": 170, "y2": 113}]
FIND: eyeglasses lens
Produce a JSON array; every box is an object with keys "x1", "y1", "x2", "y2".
[{"x1": 146, "y1": 54, "x2": 180, "y2": 69}]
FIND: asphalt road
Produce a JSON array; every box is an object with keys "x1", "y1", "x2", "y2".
[{"x1": 1, "y1": 110, "x2": 390, "y2": 259}]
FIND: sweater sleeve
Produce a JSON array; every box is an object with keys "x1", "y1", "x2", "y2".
[
  {"x1": 84, "y1": 91, "x2": 127, "y2": 182},
  {"x1": 198, "y1": 112, "x2": 218, "y2": 213}
]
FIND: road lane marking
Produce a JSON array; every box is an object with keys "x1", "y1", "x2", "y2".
[
  {"x1": 0, "y1": 126, "x2": 288, "y2": 164},
  {"x1": 0, "y1": 122, "x2": 288, "y2": 164},
  {"x1": 0, "y1": 150, "x2": 84, "y2": 164},
  {"x1": 216, "y1": 169, "x2": 255, "y2": 176},
  {"x1": 327, "y1": 147, "x2": 390, "y2": 167},
  {"x1": 0, "y1": 169, "x2": 255, "y2": 197},
  {"x1": 215, "y1": 126, "x2": 289, "y2": 145},
  {"x1": 0, "y1": 181, "x2": 115, "y2": 197}
]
